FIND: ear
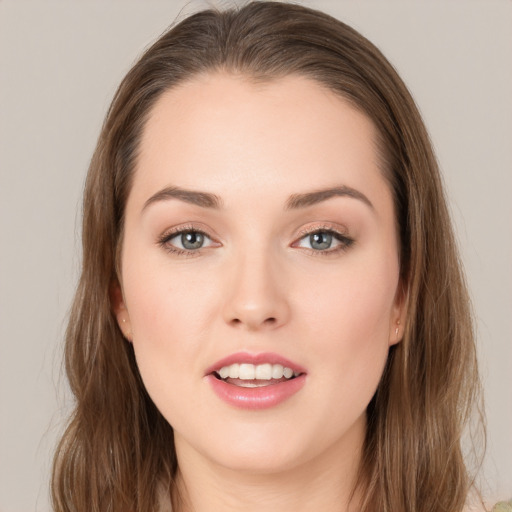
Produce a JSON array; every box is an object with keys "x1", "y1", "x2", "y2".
[
  {"x1": 389, "y1": 279, "x2": 408, "y2": 346},
  {"x1": 110, "y1": 280, "x2": 132, "y2": 342}
]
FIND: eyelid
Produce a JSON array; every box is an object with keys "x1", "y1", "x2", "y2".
[{"x1": 294, "y1": 222, "x2": 350, "y2": 240}]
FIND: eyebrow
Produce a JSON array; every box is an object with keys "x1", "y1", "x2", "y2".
[
  {"x1": 142, "y1": 184, "x2": 373, "y2": 212},
  {"x1": 143, "y1": 186, "x2": 224, "y2": 211},
  {"x1": 285, "y1": 185, "x2": 374, "y2": 211}
]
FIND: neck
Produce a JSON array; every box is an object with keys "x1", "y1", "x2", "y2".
[{"x1": 171, "y1": 421, "x2": 366, "y2": 512}]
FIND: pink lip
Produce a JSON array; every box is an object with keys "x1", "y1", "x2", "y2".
[
  {"x1": 206, "y1": 374, "x2": 306, "y2": 410},
  {"x1": 205, "y1": 352, "x2": 307, "y2": 410}
]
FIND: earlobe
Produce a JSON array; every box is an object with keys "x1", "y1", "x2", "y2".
[
  {"x1": 390, "y1": 313, "x2": 407, "y2": 346},
  {"x1": 389, "y1": 280, "x2": 408, "y2": 346},
  {"x1": 390, "y1": 318, "x2": 402, "y2": 346},
  {"x1": 110, "y1": 281, "x2": 133, "y2": 342}
]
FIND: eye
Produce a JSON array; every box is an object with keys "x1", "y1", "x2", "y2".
[
  {"x1": 175, "y1": 231, "x2": 207, "y2": 250},
  {"x1": 158, "y1": 228, "x2": 217, "y2": 255},
  {"x1": 306, "y1": 231, "x2": 335, "y2": 251},
  {"x1": 293, "y1": 228, "x2": 354, "y2": 254}
]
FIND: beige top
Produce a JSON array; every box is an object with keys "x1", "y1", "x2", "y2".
[{"x1": 492, "y1": 502, "x2": 512, "y2": 512}]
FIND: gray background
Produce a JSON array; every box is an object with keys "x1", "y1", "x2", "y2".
[{"x1": 0, "y1": 1, "x2": 511, "y2": 510}]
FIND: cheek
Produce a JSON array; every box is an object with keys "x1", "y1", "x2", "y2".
[
  {"x1": 296, "y1": 253, "x2": 398, "y2": 387},
  {"x1": 124, "y1": 247, "x2": 217, "y2": 337},
  {"x1": 295, "y1": 270, "x2": 395, "y2": 446},
  {"x1": 300, "y1": 254, "x2": 397, "y2": 336},
  {"x1": 121, "y1": 254, "x2": 218, "y2": 404},
  {"x1": 125, "y1": 278, "x2": 212, "y2": 425}
]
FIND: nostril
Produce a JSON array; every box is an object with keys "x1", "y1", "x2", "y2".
[{"x1": 227, "y1": 313, "x2": 283, "y2": 330}]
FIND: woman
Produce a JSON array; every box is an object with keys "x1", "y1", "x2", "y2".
[{"x1": 51, "y1": 2, "x2": 489, "y2": 511}]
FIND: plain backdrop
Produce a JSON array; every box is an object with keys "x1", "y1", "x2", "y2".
[{"x1": 0, "y1": 1, "x2": 511, "y2": 510}]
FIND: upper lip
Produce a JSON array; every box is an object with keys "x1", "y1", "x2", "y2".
[{"x1": 204, "y1": 352, "x2": 307, "y2": 376}]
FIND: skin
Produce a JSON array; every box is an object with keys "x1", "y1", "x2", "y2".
[{"x1": 114, "y1": 73, "x2": 405, "y2": 512}]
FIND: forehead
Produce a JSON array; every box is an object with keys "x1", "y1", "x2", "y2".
[{"x1": 131, "y1": 72, "x2": 389, "y2": 211}]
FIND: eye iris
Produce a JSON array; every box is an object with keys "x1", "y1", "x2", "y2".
[
  {"x1": 310, "y1": 232, "x2": 332, "y2": 250},
  {"x1": 181, "y1": 232, "x2": 204, "y2": 250}
]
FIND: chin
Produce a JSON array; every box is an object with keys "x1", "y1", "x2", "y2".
[
  {"x1": 209, "y1": 443, "x2": 312, "y2": 475},
  {"x1": 176, "y1": 412, "x2": 360, "y2": 478}
]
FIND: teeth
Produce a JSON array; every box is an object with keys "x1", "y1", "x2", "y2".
[
  {"x1": 255, "y1": 363, "x2": 272, "y2": 379},
  {"x1": 272, "y1": 364, "x2": 284, "y2": 379},
  {"x1": 283, "y1": 367, "x2": 293, "y2": 378},
  {"x1": 216, "y1": 363, "x2": 298, "y2": 381},
  {"x1": 228, "y1": 363, "x2": 239, "y2": 379},
  {"x1": 239, "y1": 364, "x2": 255, "y2": 380},
  {"x1": 219, "y1": 366, "x2": 230, "y2": 379}
]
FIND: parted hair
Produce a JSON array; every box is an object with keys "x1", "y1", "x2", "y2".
[{"x1": 51, "y1": 2, "x2": 483, "y2": 511}]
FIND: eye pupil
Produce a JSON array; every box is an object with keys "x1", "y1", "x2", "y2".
[
  {"x1": 310, "y1": 232, "x2": 332, "y2": 250},
  {"x1": 182, "y1": 232, "x2": 204, "y2": 250}
]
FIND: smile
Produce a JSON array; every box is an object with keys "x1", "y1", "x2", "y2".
[{"x1": 206, "y1": 352, "x2": 307, "y2": 409}]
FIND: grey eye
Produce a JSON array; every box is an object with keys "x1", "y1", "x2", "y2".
[
  {"x1": 309, "y1": 232, "x2": 333, "y2": 250},
  {"x1": 181, "y1": 231, "x2": 205, "y2": 250}
]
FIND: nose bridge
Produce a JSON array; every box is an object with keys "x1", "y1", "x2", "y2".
[{"x1": 222, "y1": 240, "x2": 289, "y2": 330}]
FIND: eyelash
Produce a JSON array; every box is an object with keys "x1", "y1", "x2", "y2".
[
  {"x1": 293, "y1": 226, "x2": 354, "y2": 256},
  {"x1": 157, "y1": 224, "x2": 354, "y2": 257}
]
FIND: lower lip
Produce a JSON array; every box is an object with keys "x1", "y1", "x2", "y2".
[{"x1": 206, "y1": 374, "x2": 306, "y2": 410}]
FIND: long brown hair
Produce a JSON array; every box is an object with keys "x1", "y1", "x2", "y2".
[{"x1": 52, "y1": 2, "x2": 483, "y2": 511}]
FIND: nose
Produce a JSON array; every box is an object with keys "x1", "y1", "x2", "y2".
[{"x1": 222, "y1": 248, "x2": 290, "y2": 331}]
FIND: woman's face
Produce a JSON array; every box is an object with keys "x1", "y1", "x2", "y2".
[{"x1": 116, "y1": 73, "x2": 404, "y2": 474}]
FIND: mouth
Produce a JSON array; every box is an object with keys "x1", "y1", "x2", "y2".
[{"x1": 205, "y1": 352, "x2": 307, "y2": 409}]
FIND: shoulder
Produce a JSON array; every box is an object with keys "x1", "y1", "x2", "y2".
[
  {"x1": 491, "y1": 502, "x2": 512, "y2": 512},
  {"x1": 463, "y1": 501, "x2": 512, "y2": 512}
]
